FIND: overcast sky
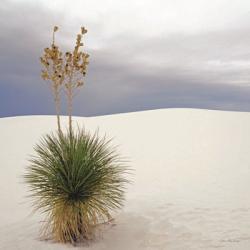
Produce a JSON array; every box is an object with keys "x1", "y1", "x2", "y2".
[{"x1": 1, "y1": 0, "x2": 250, "y2": 117}]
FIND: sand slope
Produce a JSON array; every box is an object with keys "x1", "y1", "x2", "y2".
[{"x1": 1, "y1": 108, "x2": 250, "y2": 250}]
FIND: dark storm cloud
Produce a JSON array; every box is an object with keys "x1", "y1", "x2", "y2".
[{"x1": 1, "y1": 0, "x2": 250, "y2": 117}]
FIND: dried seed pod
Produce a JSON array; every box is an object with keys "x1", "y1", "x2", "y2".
[
  {"x1": 81, "y1": 27, "x2": 87, "y2": 34},
  {"x1": 77, "y1": 81, "x2": 83, "y2": 87}
]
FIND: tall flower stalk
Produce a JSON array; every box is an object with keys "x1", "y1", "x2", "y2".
[
  {"x1": 64, "y1": 27, "x2": 89, "y2": 135},
  {"x1": 40, "y1": 26, "x2": 89, "y2": 133},
  {"x1": 40, "y1": 26, "x2": 64, "y2": 133}
]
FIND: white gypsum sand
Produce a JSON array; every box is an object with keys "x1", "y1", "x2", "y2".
[{"x1": 1, "y1": 108, "x2": 250, "y2": 250}]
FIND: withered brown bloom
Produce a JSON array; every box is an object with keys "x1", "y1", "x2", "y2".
[{"x1": 40, "y1": 26, "x2": 89, "y2": 133}]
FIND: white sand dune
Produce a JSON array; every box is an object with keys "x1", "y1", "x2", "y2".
[{"x1": 1, "y1": 108, "x2": 250, "y2": 250}]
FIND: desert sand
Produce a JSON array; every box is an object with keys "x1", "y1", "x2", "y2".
[{"x1": 1, "y1": 108, "x2": 250, "y2": 250}]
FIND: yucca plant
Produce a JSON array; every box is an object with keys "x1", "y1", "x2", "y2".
[
  {"x1": 25, "y1": 25, "x2": 130, "y2": 245},
  {"x1": 24, "y1": 129, "x2": 129, "y2": 243}
]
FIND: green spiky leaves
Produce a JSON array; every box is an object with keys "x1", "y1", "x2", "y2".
[{"x1": 24, "y1": 129, "x2": 129, "y2": 243}]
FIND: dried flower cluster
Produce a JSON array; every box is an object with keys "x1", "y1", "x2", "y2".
[{"x1": 40, "y1": 26, "x2": 89, "y2": 132}]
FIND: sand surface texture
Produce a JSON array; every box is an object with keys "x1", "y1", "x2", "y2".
[{"x1": 1, "y1": 109, "x2": 250, "y2": 250}]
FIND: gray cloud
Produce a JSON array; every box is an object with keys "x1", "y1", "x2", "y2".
[{"x1": 1, "y1": 0, "x2": 250, "y2": 117}]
